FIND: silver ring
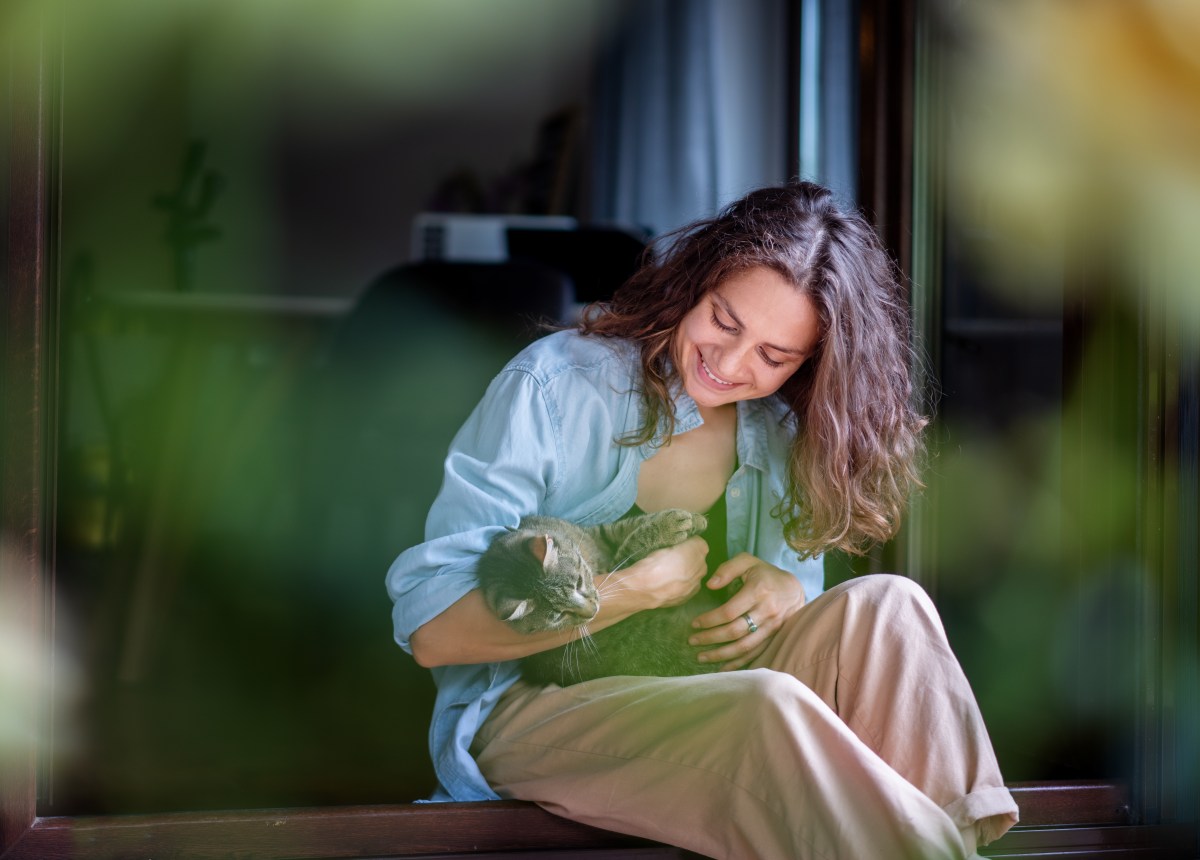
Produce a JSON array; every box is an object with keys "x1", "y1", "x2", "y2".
[{"x1": 743, "y1": 613, "x2": 759, "y2": 634}]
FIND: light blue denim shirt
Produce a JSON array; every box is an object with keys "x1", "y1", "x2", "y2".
[{"x1": 386, "y1": 329, "x2": 825, "y2": 801}]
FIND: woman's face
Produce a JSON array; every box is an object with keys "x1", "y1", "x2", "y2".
[{"x1": 673, "y1": 266, "x2": 821, "y2": 409}]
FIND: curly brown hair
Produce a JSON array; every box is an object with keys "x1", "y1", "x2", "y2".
[{"x1": 579, "y1": 181, "x2": 929, "y2": 558}]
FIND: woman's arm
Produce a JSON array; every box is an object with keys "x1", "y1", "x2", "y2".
[{"x1": 411, "y1": 537, "x2": 710, "y2": 667}]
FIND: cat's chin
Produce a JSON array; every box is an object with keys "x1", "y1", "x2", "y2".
[
  {"x1": 507, "y1": 611, "x2": 597, "y2": 635},
  {"x1": 547, "y1": 612, "x2": 598, "y2": 633}
]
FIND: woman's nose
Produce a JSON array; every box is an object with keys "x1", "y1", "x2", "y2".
[{"x1": 716, "y1": 342, "x2": 753, "y2": 377}]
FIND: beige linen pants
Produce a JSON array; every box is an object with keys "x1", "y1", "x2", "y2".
[{"x1": 473, "y1": 574, "x2": 1019, "y2": 860}]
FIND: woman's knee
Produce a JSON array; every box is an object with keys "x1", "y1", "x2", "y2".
[
  {"x1": 846, "y1": 573, "x2": 936, "y2": 613},
  {"x1": 730, "y1": 668, "x2": 824, "y2": 722},
  {"x1": 838, "y1": 573, "x2": 947, "y2": 642}
]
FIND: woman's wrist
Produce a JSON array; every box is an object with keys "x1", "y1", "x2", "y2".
[{"x1": 593, "y1": 569, "x2": 654, "y2": 618}]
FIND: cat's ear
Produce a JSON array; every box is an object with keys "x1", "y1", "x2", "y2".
[
  {"x1": 527, "y1": 535, "x2": 545, "y2": 562},
  {"x1": 503, "y1": 599, "x2": 533, "y2": 623},
  {"x1": 527, "y1": 535, "x2": 558, "y2": 569}
]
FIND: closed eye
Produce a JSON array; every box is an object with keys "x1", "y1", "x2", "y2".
[
  {"x1": 710, "y1": 310, "x2": 737, "y2": 334},
  {"x1": 758, "y1": 349, "x2": 784, "y2": 368},
  {"x1": 713, "y1": 310, "x2": 785, "y2": 367}
]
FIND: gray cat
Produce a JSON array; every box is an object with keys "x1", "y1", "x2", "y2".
[{"x1": 477, "y1": 508, "x2": 728, "y2": 686}]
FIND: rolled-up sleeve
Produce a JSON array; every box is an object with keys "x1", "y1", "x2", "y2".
[{"x1": 386, "y1": 367, "x2": 559, "y2": 653}]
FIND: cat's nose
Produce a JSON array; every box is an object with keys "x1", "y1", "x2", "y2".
[{"x1": 568, "y1": 594, "x2": 599, "y2": 619}]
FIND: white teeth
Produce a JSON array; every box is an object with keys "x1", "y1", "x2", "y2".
[{"x1": 701, "y1": 357, "x2": 733, "y2": 386}]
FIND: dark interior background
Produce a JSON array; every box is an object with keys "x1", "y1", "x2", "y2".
[{"x1": 51, "y1": 0, "x2": 625, "y2": 812}]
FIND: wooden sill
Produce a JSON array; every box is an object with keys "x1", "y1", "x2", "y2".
[{"x1": 4, "y1": 780, "x2": 1196, "y2": 860}]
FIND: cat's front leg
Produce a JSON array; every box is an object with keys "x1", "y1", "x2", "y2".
[{"x1": 611, "y1": 509, "x2": 708, "y2": 567}]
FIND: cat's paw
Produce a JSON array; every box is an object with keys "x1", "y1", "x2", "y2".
[
  {"x1": 656, "y1": 508, "x2": 708, "y2": 545},
  {"x1": 612, "y1": 508, "x2": 708, "y2": 563}
]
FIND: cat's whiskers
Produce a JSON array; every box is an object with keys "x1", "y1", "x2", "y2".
[
  {"x1": 575, "y1": 623, "x2": 600, "y2": 661},
  {"x1": 596, "y1": 584, "x2": 633, "y2": 604},
  {"x1": 561, "y1": 634, "x2": 582, "y2": 685},
  {"x1": 597, "y1": 569, "x2": 635, "y2": 598},
  {"x1": 566, "y1": 624, "x2": 600, "y2": 682}
]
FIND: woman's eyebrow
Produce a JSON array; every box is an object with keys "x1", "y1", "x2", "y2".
[{"x1": 712, "y1": 293, "x2": 809, "y2": 356}]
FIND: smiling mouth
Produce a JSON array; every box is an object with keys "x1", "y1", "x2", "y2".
[{"x1": 700, "y1": 354, "x2": 735, "y2": 387}]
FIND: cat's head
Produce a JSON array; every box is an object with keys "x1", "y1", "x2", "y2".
[{"x1": 479, "y1": 529, "x2": 600, "y2": 634}]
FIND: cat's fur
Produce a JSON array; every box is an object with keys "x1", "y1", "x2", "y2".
[{"x1": 477, "y1": 508, "x2": 729, "y2": 686}]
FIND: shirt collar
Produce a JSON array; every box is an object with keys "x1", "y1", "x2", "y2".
[
  {"x1": 736, "y1": 397, "x2": 771, "y2": 472},
  {"x1": 651, "y1": 360, "x2": 703, "y2": 446}
]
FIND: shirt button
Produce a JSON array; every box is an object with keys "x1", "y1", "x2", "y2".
[{"x1": 730, "y1": 488, "x2": 742, "y2": 498}]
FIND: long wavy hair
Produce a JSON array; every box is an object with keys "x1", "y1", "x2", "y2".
[{"x1": 579, "y1": 181, "x2": 929, "y2": 558}]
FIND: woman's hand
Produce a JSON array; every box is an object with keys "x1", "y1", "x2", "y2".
[
  {"x1": 596, "y1": 535, "x2": 710, "y2": 614},
  {"x1": 688, "y1": 552, "x2": 807, "y2": 671}
]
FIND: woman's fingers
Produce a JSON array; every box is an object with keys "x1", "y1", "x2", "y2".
[
  {"x1": 622, "y1": 536, "x2": 710, "y2": 607},
  {"x1": 689, "y1": 611, "x2": 758, "y2": 647},
  {"x1": 690, "y1": 598, "x2": 754, "y2": 639},
  {"x1": 703, "y1": 552, "x2": 757, "y2": 590},
  {"x1": 690, "y1": 613, "x2": 772, "y2": 669}
]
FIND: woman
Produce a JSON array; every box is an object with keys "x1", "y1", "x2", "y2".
[{"x1": 387, "y1": 182, "x2": 1018, "y2": 859}]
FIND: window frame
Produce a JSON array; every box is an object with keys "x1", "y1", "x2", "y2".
[{"x1": 3, "y1": 2, "x2": 1196, "y2": 858}]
